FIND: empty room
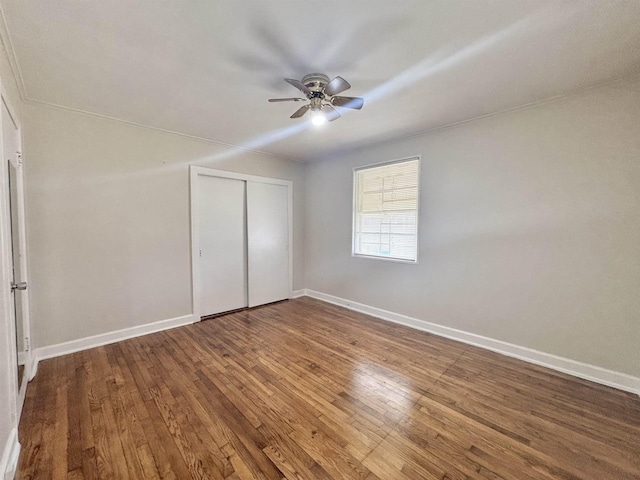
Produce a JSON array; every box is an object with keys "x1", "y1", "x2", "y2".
[{"x1": 0, "y1": 1, "x2": 639, "y2": 479}]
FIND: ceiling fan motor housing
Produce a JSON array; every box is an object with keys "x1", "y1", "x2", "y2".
[
  {"x1": 301, "y1": 74, "x2": 330, "y2": 110},
  {"x1": 302, "y1": 73, "x2": 330, "y2": 94}
]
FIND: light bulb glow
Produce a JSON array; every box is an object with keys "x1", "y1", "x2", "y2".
[{"x1": 311, "y1": 111, "x2": 326, "y2": 126}]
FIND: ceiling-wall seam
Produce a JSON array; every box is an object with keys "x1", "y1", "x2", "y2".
[
  {"x1": 0, "y1": 2, "x2": 27, "y2": 100},
  {"x1": 19, "y1": 69, "x2": 640, "y2": 164}
]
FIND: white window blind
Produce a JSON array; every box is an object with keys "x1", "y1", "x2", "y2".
[{"x1": 353, "y1": 157, "x2": 420, "y2": 262}]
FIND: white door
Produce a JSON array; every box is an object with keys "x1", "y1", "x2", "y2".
[
  {"x1": 1, "y1": 93, "x2": 31, "y2": 415},
  {"x1": 198, "y1": 175, "x2": 247, "y2": 316},
  {"x1": 247, "y1": 182, "x2": 289, "y2": 307}
]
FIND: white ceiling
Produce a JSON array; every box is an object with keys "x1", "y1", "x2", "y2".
[{"x1": 2, "y1": 1, "x2": 640, "y2": 161}]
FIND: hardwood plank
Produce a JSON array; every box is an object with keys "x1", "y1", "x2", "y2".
[
  {"x1": 51, "y1": 384, "x2": 69, "y2": 479},
  {"x1": 81, "y1": 447, "x2": 99, "y2": 480},
  {"x1": 32, "y1": 358, "x2": 61, "y2": 480},
  {"x1": 17, "y1": 297, "x2": 640, "y2": 479}
]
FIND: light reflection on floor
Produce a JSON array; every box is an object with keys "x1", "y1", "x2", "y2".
[{"x1": 349, "y1": 359, "x2": 417, "y2": 425}]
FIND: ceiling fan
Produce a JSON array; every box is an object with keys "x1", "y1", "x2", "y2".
[{"x1": 268, "y1": 73, "x2": 364, "y2": 125}]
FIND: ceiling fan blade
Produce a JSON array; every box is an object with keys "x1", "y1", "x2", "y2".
[
  {"x1": 321, "y1": 104, "x2": 341, "y2": 122},
  {"x1": 331, "y1": 96, "x2": 364, "y2": 110},
  {"x1": 290, "y1": 105, "x2": 310, "y2": 118},
  {"x1": 285, "y1": 78, "x2": 312, "y2": 96},
  {"x1": 324, "y1": 76, "x2": 351, "y2": 96},
  {"x1": 268, "y1": 97, "x2": 306, "y2": 102}
]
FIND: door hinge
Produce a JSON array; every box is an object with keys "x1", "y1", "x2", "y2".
[
  {"x1": 16, "y1": 151, "x2": 22, "y2": 166},
  {"x1": 11, "y1": 281, "x2": 27, "y2": 291},
  {"x1": 25, "y1": 336, "x2": 30, "y2": 351}
]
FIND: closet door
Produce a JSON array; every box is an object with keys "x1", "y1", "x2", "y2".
[
  {"x1": 247, "y1": 182, "x2": 289, "y2": 307},
  {"x1": 198, "y1": 175, "x2": 247, "y2": 316}
]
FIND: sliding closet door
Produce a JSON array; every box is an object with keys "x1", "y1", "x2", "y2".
[
  {"x1": 247, "y1": 182, "x2": 289, "y2": 307},
  {"x1": 198, "y1": 175, "x2": 247, "y2": 316}
]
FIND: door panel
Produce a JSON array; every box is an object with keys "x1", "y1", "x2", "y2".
[
  {"x1": 198, "y1": 175, "x2": 247, "y2": 316},
  {"x1": 247, "y1": 182, "x2": 289, "y2": 307},
  {"x1": 2, "y1": 97, "x2": 28, "y2": 393}
]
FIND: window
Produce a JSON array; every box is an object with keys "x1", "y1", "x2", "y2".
[{"x1": 352, "y1": 156, "x2": 420, "y2": 262}]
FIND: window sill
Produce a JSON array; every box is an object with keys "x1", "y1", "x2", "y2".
[{"x1": 351, "y1": 253, "x2": 418, "y2": 264}]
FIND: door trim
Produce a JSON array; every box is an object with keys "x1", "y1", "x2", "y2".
[{"x1": 189, "y1": 166, "x2": 293, "y2": 321}]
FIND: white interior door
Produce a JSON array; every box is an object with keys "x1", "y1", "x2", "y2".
[
  {"x1": 198, "y1": 175, "x2": 247, "y2": 316},
  {"x1": 2, "y1": 94, "x2": 31, "y2": 414},
  {"x1": 247, "y1": 182, "x2": 289, "y2": 307}
]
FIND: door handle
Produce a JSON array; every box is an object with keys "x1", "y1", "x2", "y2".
[{"x1": 11, "y1": 281, "x2": 27, "y2": 291}]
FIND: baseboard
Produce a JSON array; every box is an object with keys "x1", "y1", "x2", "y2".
[
  {"x1": 303, "y1": 290, "x2": 640, "y2": 395},
  {"x1": 35, "y1": 313, "x2": 197, "y2": 362},
  {"x1": 0, "y1": 428, "x2": 20, "y2": 480},
  {"x1": 290, "y1": 289, "x2": 308, "y2": 299}
]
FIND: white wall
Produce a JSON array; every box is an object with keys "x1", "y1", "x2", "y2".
[
  {"x1": 305, "y1": 76, "x2": 640, "y2": 377},
  {"x1": 23, "y1": 103, "x2": 306, "y2": 348}
]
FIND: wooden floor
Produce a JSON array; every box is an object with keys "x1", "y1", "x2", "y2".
[{"x1": 17, "y1": 297, "x2": 640, "y2": 479}]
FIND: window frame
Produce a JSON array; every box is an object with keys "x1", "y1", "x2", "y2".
[{"x1": 351, "y1": 155, "x2": 421, "y2": 264}]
